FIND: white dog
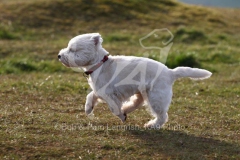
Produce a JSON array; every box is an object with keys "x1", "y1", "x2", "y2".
[{"x1": 58, "y1": 33, "x2": 212, "y2": 129}]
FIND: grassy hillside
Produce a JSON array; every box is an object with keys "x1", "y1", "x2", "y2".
[{"x1": 0, "y1": 0, "x2": 239, "y2": 159}]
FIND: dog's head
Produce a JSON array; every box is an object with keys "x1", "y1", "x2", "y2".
[{"x1": 58, "y1": 33, "x2": 107, "y2": 67}]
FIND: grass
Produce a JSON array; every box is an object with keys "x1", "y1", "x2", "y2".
[
  {"x1": 0, "y1": 24, "x2": 18, "y2": 40},
  {"x1": 0, "y1": 0, "x2": 240, "y2": 159},
  {"x1": 166, "y1": 52, "x2": 201, "y2": 69}
]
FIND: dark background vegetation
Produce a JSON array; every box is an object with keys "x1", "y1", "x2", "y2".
[{"x1": 0, "y1": 0, "x2": 239, "y2": 159}]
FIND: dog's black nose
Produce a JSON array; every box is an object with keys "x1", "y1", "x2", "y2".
[{"x1": 58, "y1": 55, "x2": 61, "y2": 59}]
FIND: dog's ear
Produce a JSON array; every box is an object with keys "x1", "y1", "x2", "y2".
[{"x1": 90, "y1": 33, "x2": 103, "y2": 46}]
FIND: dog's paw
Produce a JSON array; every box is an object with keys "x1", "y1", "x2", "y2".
[
  {"x1": 117, "y1": 113, "x2": 127, "y2": 122},
  {"x1": 85, "y1": 105, "x2": 93, "y2": 115},
  {"x1": 144, "y1": 119, "x2": 161, "y2": 129}
]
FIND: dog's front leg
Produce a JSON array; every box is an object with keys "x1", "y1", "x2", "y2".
[
  {"x1": 108, "y1": 106, "x2": 127, "y2": 122},
  {"x1": 85, "y1": 91, "x2": 98, "y2": 115},
  {"x1": 104, "y1": 96, "x2": 127, "y2": 122}
]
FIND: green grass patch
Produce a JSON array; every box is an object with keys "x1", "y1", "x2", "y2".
[
  {"x1": 166, "y1": 52, "x2": 201, "y2": 69},
  {"x1": 0, "y1": 24, "x2": 18, "y2": 40},
  {"x1": 105, "y1": 33, "x2": 130, "y2": 42},
  {"x1": 0, "y1": 58, "x2": 68, "y2": 74},
  {"x1": 210, "y1": 53, "x2": 236, "y2": 64},
  {"x1": 174, "y1": 27, "x2": 208, "y2": 43}
]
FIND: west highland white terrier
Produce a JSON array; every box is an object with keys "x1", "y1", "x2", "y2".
[{"x1": 58, "y1": 33, "x2": 212, "y2": 129}]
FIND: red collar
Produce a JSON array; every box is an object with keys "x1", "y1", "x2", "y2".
[{"x1": 84, "y1": 55, "x2": 109, "y2": 76}]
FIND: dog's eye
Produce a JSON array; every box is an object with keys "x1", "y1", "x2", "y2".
[{"x1": 69, "y1": 48, "x2": 76, "y2": 53}]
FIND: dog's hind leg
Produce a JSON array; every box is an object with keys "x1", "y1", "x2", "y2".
[
  {"x1": 121, "y1": 93, "x2": 144, "y2": 114},
  {"x1": 144, "y1": 90, "x2": 172, "y2": 129},
  {"x1": 85, "y1": 91, "x2": 98, "y2": 115}
]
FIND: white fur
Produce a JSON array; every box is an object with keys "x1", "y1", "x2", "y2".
[{"x1": 58, "y1": 33, "x2": 212, "y2": 129}]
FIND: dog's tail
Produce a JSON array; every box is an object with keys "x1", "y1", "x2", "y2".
[{"x1": 171, "y1": 67, "x2": 212, "y2": 81}]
